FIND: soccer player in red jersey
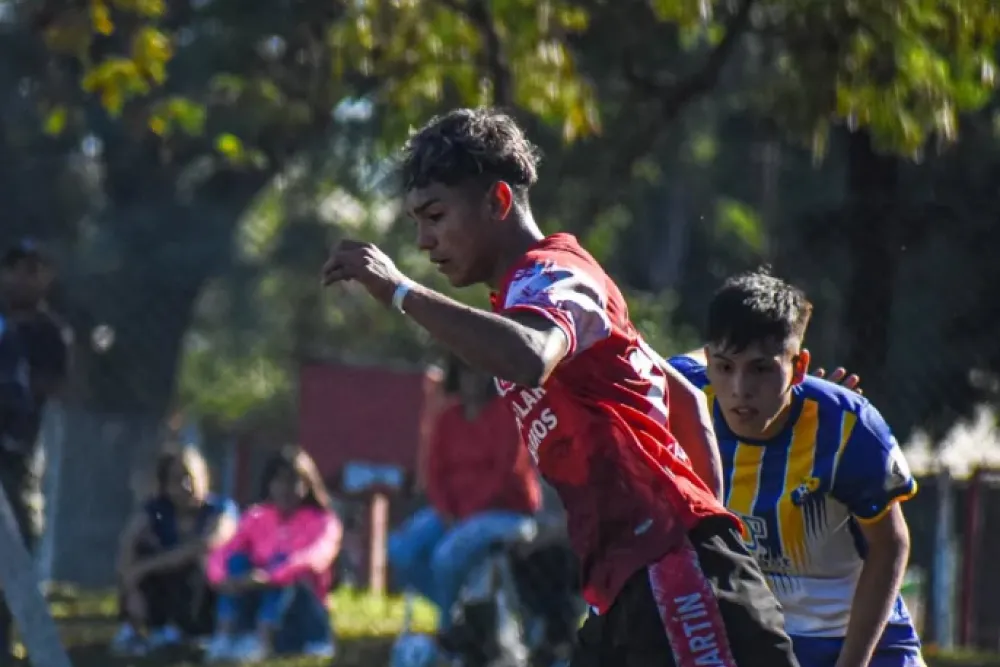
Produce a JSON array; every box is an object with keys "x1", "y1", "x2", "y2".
[{"x1": 323, "y1": 108, "x2": 798, "y2": 667}]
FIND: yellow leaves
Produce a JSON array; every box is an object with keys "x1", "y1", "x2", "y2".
[
  {"x1": 214, "y1": 133, "x2": 268, "y2": 169},
  {"x1": 148, "y1": 97, "x2": 206, "y2": 137},
  {"x1": 43, "y1": 106, "x2": 68, "y2": 137},
  {"x1": 215, "y1": 133, "x2": 243, "y2": 160},
  {"x1": 58, "y1": 0, "x2": 174, "y2": 116},
  {"x1": 82, "y1": 58, "x2": 149, "y2": 115},
  {"x1": 132, "y1": 26, "x2": 172, "y2": 84},
  {"x1": 76, "y1": 24, "x2": 171, "y2": 117},
  {"x1": 331, "y1": 0, "x2": 598, "y2": 146},
  {"x1": 90, "y1": 0, "x2": 113, "y2": 36}
]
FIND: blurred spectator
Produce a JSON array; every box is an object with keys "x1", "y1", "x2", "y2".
[
  {"x1": 111, "y1": 447, "x2": 239, "y2": 657},
  {"x1": 0, "y1": 239, "x2": 71, "y2": 659},
  {"x1": 389, "y1": 357, "x2": 541, "y2": 632},
  {"x1": 203, "y1": 446, "x2": 340, "y2": 663}
]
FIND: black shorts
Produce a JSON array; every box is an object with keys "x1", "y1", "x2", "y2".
[{"x1": 571, "y1": 516, "x2": 799, "y2": 667}]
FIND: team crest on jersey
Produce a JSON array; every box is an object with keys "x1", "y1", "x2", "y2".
[{"x1": 790, "y1": 476, "x2": 821, "y2": 507}]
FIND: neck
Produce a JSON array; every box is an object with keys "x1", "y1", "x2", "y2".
[{"x1": 487, "y1": 211, "x2": 545, "y2": 289}]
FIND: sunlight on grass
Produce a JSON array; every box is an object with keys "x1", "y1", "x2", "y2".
[
  {"x1": 330, "y1": 586, "x2": 438, "y2": 638},
  {"x1": 36, "y1": 584, "x2": 1000, "y2": 667},
  {"x1": 45, "y1": 583, "x2": 438, "y2": 637}
]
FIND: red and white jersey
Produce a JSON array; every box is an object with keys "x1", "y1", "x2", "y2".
[{"x1": 490, "y1": 233, "x2": 734, "y2": 612}]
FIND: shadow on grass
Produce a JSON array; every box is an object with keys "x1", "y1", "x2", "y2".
[{"x1": 12, "y1": 636, "x2": 396, "y2": 667}]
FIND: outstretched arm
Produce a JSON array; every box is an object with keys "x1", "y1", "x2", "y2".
[{"x1": 322, "y1": 241, "x2": 568, "y2": 387}]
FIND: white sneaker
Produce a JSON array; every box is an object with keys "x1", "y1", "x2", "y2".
[
  {"x1": 202, "y1": 634, "x2": 235, "y2": 663},
  {"x1": 147, "y1": 624, "x2": 183, "y2": 649},
  {"x1": 302, "y1": 640, "x2": 336, "y2": 658},
  {"x1": 110, "y1": 624, "x2": 148, "y2": 657},
  {"x1": 228, "y1": 634, "x2": 268, "y2": 663}
]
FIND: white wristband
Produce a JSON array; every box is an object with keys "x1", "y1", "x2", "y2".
[{"x1": 391, "y1": 280, "x2": 413, "y2": 313}]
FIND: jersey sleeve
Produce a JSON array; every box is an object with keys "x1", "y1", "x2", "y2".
[
  {"x1": 502, "y1": 261, "x2": 611, "y2": 356},
  {"x1": 667, "y1": 355, "x2": 710, "y2": 390},
  {"x1": 831, "y1": 403, "x2": 917, "y2": 523}
]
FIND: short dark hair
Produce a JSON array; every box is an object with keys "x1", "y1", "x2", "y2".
[
  {"x1": 2, "y1": 238, "x2": 49, "y2": 268},
  {"x1": 707, "y1": 268, "x2": 813, "y2": 353},
  {"x1": 398, "y1": 108, "x2": 541, "y2": 200}
]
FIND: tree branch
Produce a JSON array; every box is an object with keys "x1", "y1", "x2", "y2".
[
  {"x1": 625, "y1": 0, "x2": 754, "y2": 120},
  {"x1": 438, "y1": 0, "x2": 514, "y2": 108},
  {"x1": 577, "y1": 0, "x2": 755, "y2": 220}
]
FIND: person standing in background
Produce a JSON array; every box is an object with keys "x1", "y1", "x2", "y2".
[
  {"x1": 389, "y1": 355, "x2": 541, "y2": 637},
  {"x1": 0, "y1": 239, "x2": 71, "y2": 661}
]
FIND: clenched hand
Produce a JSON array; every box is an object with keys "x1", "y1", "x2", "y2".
[{"x1": 321, "y1": 239, "x2": 409, "y2": 306}]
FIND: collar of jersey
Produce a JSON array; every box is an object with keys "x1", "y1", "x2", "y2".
[{"x1": 712, "y1": 384, "x2": 807, "y2": 447}]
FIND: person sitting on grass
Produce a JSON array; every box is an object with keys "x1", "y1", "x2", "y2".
[
  {"x1": 112, "y1": 446, "x2": 240, "y2": 656},
  {"x1": 203, "y1": 446, "x2": 341, "y2": 663}
]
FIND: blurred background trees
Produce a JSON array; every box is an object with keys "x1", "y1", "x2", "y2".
[{"x1": 3, "y1": 0, "x2": 998, "y2": 442}]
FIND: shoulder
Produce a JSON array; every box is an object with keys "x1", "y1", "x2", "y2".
[
  {"x1": 204, "y1": 494, "x2": 240, "y2": 518},
  {"x1": 667, "y1": 355, "x2": 710, "y2": 390},
  {"x1": 797, "y1": 376, "x2": 870, "y2": 417},
  {"x1": 502, "y1": 239, "x2": 606, "y2": 307}
]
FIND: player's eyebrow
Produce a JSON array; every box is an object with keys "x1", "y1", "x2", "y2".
[{"x1": 411, "y1": 197, "x2": 441, "y2": 216}]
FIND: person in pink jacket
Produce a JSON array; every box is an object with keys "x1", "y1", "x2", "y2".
[{"x1": 203, "y1": 446, "x2": 342, "y2": 663}]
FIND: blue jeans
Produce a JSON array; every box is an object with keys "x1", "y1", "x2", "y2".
[
  {"x1": 216, "y1": 553, "x2": 333, "y2": 654},
  {"x1": 388, "y1": 507, "x2": 534, "y2": 629},
  {"x1": 792, "y1": 636, "x2": 925, "y2": 667}
]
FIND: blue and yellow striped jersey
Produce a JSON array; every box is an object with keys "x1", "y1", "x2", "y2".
[{"x1": 669, "y1": 355, "x2": 920, "y2": 647}]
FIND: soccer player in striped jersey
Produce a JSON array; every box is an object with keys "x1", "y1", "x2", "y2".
[{"x1": 669, "y1": 269, "x2": 924, "y2": 667}]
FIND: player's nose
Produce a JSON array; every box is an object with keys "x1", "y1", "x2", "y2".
[
  {"x1": 416, "y1": 222, "x2": 436, "y2": 252},
  {"x1": 730, "y1": 371, "x2": 752, "y2": 398}
]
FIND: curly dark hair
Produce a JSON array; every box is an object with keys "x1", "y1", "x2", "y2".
[{"x1": 398, "y1": 108, "x2": 542, "y2": 201}]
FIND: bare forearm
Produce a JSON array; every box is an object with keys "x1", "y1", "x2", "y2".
[
  {"x1": 402, "y1": 284, "x2": 563, "y2": 387},
  {"x1": 837, "y1": 548, "x2": 907, "y2": 667},
  {"x1": 665, "y1": 365, "x2": 724, "y2": 499}
]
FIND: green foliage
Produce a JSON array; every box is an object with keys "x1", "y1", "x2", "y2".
[
  {"x1": 37, "y1": 0, "x2": 600, "y2": 161},
  {"x1": 755, "y1": 0, "x2": 1000, "y2": 155}
]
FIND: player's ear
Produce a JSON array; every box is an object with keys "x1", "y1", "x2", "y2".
[
  {"x1": 792, "y1": 349, "x2": 811, "y2": 385},
  {"x1": 490, "y1": 181, "x2": 514, "y2": 221}
]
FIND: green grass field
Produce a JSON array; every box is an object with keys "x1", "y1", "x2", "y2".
[
  {"x1": 20, "y1": 586, "x2": 439, "y2": 667},
  {"x1": 10, "y1": 586, "x2": 1000, "y2": 667}
]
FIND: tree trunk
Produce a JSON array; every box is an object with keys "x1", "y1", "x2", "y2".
[
  {"x1": 49, "y1": 174, "x2": 267, "y2": 584},
  {"x1": 842, "y1": 131, "x2": 899, "y2": 391}
]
